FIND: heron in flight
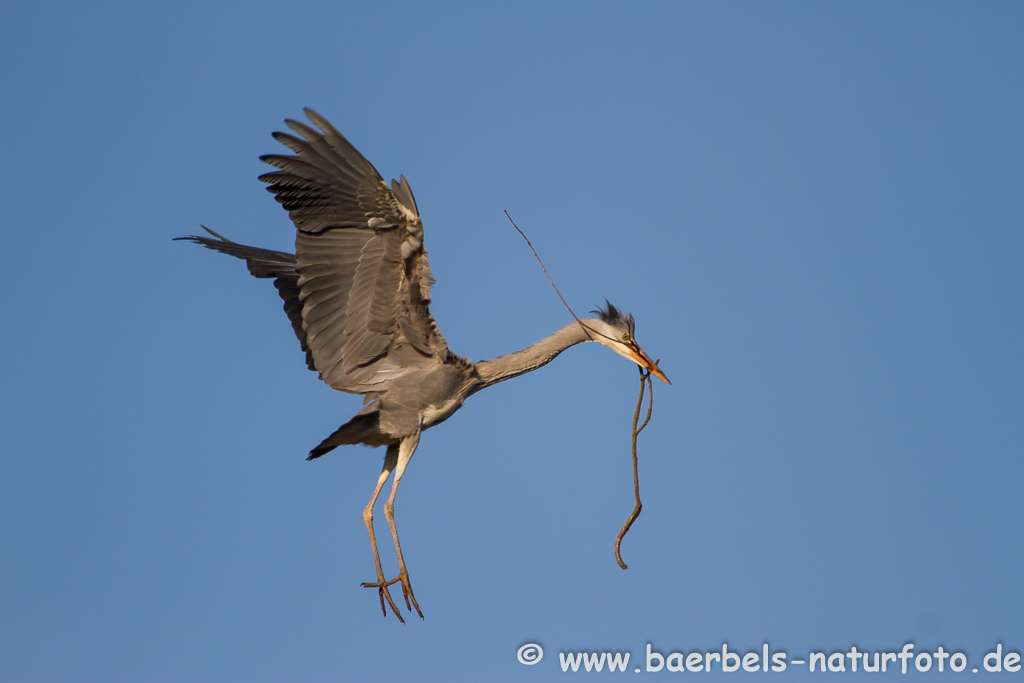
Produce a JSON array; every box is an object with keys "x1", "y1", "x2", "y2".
[{"x1": 179, "y1": 109, "x2": 670, "y2": 622}]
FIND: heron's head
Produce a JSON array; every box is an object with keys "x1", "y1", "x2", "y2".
[{"x1": 585, "y1": 302, "x2": 670, "y2": 384}]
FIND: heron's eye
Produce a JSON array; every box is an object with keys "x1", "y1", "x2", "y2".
[{"x1": 622, "y1": 333, "x2": 629, "y2": 341}]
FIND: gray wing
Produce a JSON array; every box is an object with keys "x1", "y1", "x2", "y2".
[
  {"x1": 175, "y1": 226, "x2": 315, "y2": 371},
  {"x1": 258, "y1": 108, "x2": 448, "y2": 394}
]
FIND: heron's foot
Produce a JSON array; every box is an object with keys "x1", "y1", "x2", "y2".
[
  {"x1": 362, "y1": 577, "x2": 405, "y2": 624},
  {"x1": 396, "y1": 568, "x2": 423, "y2": 620},
  {"x1": 361, "y1": 571, "x2": 423, "y2": 622}
]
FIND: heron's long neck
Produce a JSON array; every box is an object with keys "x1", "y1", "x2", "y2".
[{"x1": 474, "y1": 320, "x2": 595, "y2": 388}]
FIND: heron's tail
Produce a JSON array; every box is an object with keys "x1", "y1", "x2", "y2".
[{"x1": 307, "y1": 404, "x2": 393, "y2": 460}]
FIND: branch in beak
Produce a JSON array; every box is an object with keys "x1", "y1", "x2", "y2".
[{"x1": 628, "y1": 345, "x2": 671, "y2": 385}]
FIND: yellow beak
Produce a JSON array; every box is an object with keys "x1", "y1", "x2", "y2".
[{"x1": 628, "y1": 345, "x2": 671, "y2": 385}]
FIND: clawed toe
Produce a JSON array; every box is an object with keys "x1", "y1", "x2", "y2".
[
  {"x1": 362, "y1": 577, "x2": 405, "y2": 623},
  {"x1": 398, "y1": 572, "x2": 423, "y2": 619},
  {"x1": 362, "y1": 574, "x2": 422, "y2": 622}
]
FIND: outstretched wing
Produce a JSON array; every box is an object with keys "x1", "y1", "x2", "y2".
[
  {"x1": 258, "y1": 108, "x2": 448, "y2": 394},
  {"x1": 175, "y1": 226, "x2": 316, "y2": 372}
]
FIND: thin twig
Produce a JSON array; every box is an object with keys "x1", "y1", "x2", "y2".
[
  {"x1": 504, "y1": 211, "x2": 656, "y2": 568},
  {"x1": 504, "y1": 211, "x2": 595, "y2": 341},
  {"x1": 615, "y1": 366, "x2": 654, "y2": 569}
]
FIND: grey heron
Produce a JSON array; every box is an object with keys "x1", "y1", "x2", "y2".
[{"x1": 178, "y1": 109, "x2": 670, "y2": 622}]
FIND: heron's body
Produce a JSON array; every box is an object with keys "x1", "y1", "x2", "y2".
[{"x1": 179, "y1": 109, "x2": 668, "y2": 622}]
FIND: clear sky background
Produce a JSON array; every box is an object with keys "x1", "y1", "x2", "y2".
[{"x1": 1, "y1": 2, "x2": 1021, "y2": 681}]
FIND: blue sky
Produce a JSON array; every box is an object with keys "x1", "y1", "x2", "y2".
[{"x1": 1, "y1": 2, "x2": 1021, "y2": 681}]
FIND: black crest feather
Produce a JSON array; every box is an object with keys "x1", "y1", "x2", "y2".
[
  {"x1": 592, "y1": 300, "x2": 636, "y2": 338},
  {"x1": 592, "y1": 300, "x2": 623, "y2": 323}
]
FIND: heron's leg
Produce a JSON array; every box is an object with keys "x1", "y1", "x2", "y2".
[
  {"x1": 384, "y1": 431, "x2": 423, "y2": 619},
  {"x1": 361, "y1": 445, "x2": 404, "y2": 622}
]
